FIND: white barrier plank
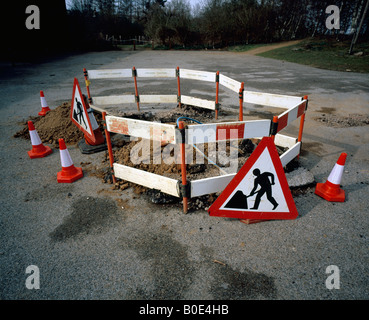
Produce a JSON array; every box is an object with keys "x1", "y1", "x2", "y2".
[
  {"x1": 187, "y1": 120, "x2": 271, "y2": 144},
  {"x1": 279, "y1": 142, "x2": 301, "y2": 167},
  {"x1": 244, "y1": 90, "x2": 302, "y2": 109},
  {"x1": 136, "y1": 68, "x2": 176, "y2": 78},
  {"x1": 139, "y1": 95, "x2": 178, "y2": 104},
  {"x1": 92, "y1": 95, "x2": 136, "y2": 105},
  {"x1": 89, "y1": 104, "x2": 108, "y2": 114},
  {"x1": 181, "y1": 95, "x2": 216, "y2": 110},
  {"x1": 88, "y1": 69, "x2": 132, "y2": 79},
  {"x1": 106, "y1": 115, "x2": 177, "y2": 144},
  {"x1": 191, "y1": 174, "x2": 236, "y2": 198},
  {"x1": 219, "y1": 74, "x2": 242, "y2": 93},
  {"x1": 113, "y1": 163, "x2": 180, "y2": 197},
  {"x1": 274, "y1": 134, "x2": 297, "y2": 149},
  {"x1": 180, "y1": 69, "x2": 216, "y2": 82}
]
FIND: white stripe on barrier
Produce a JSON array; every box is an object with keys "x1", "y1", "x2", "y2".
[
  {"x1": 139, "y1": 95, "x2": 178, "y2": 104},
  {"x1": 30, "y1": 130, "x2": 42, "y2": 146},
  {"x1": 244, "y1": 90, "x2": 302, "y2": 108},
  {"x1": 106, "y1": 115, "x2": 177, "y2": 143},
  {"x1": 88, "y1": 69, "x2": 132, "y2": 79},
  {"x1": 136, "y1": 68, "x2": 176, "y2": 78},
  {"x1": 191, "y1": 173, "x2": 235, "y2": 198},
  {"x1": 113, "y1": 163, "x2": 180, "y2": 197},
  {"x1": 279, "y1": 142, "x2": 301, "y2": 167},
  {"x1": 219, "y1": 74, "x2": 242, "y2": 93},
  {"x1": 277, "y1": 100, "x2": 306, "y2": 133},
  {"x1": 93, "y1": 95, "x2": 136, "y2": 105},
  {"x1": 60, "y1": 149, "x2": 74, "y2": 168},
  {"x1": 181, "y1": 95, "x2": 216, "y2": 110},
  {"x1": 180, "y1": 69, "x2": 216, "y2": 82},
  {"x1": 274, "y1": 134, "x2": 297, "y2": 149}
]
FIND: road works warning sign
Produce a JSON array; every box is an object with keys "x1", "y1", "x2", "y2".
[
  {"x1": 70, "y1": 78, "x2": 96, "y2": 143},
  {"x1": 208, "y1": 136, "x2": 298, "y2": 220}
]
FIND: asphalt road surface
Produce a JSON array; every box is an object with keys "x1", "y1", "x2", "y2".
[{"x1": 0, "y1": 49, "x2": 368, "y2": 301}]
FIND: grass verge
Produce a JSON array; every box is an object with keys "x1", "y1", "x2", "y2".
[{"x1": 257, "y1": 38, "x2": 369, "y2": 73}]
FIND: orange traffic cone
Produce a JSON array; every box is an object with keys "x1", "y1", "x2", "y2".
[
  {"x1": 38, "y1": 90, "x2": 50, "y2": 116},
  {"x1": 315, "y1": 152, "x2": 347, "y2": 202},
  {"x1": 57, "y1": 138, "x2": 83, "y2": 183},
  {"x1": 27, "y1": 121, "x2": 52, "y2": 159}
]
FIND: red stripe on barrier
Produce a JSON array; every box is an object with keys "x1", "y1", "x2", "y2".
[
  {"x1": 108, "y1": 118, "x2": 129, "y2": 135},
  {"x1": 216, "y1": 123, "x2": 245, "y2": 140},
  {"x1": 277, "y1": 114, "x2": 288, "y2": 133},
  {"x1": 297, "y1": 101, "x2": 306, "y2": 118}
]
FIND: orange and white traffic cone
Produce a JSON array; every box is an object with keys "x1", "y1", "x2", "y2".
[
  {"x1": 27, "y1": 121, "x2": 52, "y2": 159},
  {"x1": 57, "y1": 138, "x2": 83, "y2": 183},
  {"x1": 38, "y1": 90, "x2": 50, "y2": 116},
  {"x1": 315, "y1": 152, "x2": 347, "y2": 202}
]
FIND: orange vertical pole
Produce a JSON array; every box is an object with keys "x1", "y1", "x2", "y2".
[
  {"x1": 297, "y1": 95, "x2": 308, "y2": 159},
  {"x1": 178, "y1": 120, "x2": 188, "y2": 214},
  {"x1": 102, "y1": 112, "x2": 116, "y2": 184},
  {"x1": 298, "y1": 95, "x2": 308, "y2": 143},
  {"x1": 215, "y1": 71, "x2": 219, "y2": 120},
  {"x1": 83, "y1": 68, "x2": 92, "y2": 104},
  {"x1": 132, "y1": 66, "x2": 140, "y2": 111},
  {"x1": 177, "y1": 66, "x2": 181, "y2": 108},
  {"x1": 271, "y1": 116, "x2": 279, "y2": 142},
  {"x1": 239, "y1": 82, "x2": 244, "y2": 121}
]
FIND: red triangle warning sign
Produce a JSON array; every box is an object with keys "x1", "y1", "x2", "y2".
[
  {"x1": 208, "y1": 136, "x2": 298, "y2": 220},
  {"x1": 70, "y1": 78, "x2": 96, "y2": 144}
]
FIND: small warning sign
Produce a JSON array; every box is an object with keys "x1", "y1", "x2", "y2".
[
  {"x1": 208, "y1": 137, "x2": 298, "y2": 220},
  {"x1": 70, "y1": 78, "x2": 95, "y2": 143}
]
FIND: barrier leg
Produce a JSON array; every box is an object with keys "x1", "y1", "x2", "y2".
[
  {"x1": 132, "y1": 66, "x2": 140, "y2": 111},
  {"x1": 83, "y1": 68, "x2": 92, "y2": 104},
  {"x1": 177, "y1": 66, "x2": 181, "y2": 108},
  {"x1": 297, "y1": 95, "x2": 308, "y2": 159},
  {"x1": 239, "y1": 82, "x2": 244, "y2": 121},
  {"x1": 215, "y1": 71, "x2": 219, "y2": 120},
  {"x1": 270, "y1": 116, "x2": 279, "y2": 142},
  {"x1": 178, "y1": 120, "x2": 188, "y2": 214},
  {"x1": 102, "y1": 112, "x2": 116, "y2": 184}
]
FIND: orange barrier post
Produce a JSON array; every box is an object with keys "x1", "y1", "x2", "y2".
[
  {"x1": 239, "y1": 82, "x2": 244, "y2": 121},
  {"x1": 178, "y1": 120, "x2": 188, "y2": 214},
  {"x1": 297, "y1": 95, "x2": 308, "y2": 159},
  {"x1": 132, "y1": 66, "x2": 140, "y2": 111},
  {"x1": 215, "y1": 71, "x2": 219, "y2": 120},
  {"x1": 83, "y1": 68, "x2": 92, "y2": 104},
  {"x1": 102, "y1": 112, "x2": 116, "y2": 184},
  {"x1": 176, "y1": 66, "x2": 181, "y2": 108},
  {"x1": 270, "y1": 116, "x2": 279, "y2": 142}
]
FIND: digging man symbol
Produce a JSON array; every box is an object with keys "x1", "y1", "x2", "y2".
[
  {"x1": 249, "y1": 168, "x2": 279, "y2": 210},
  {"x1": 73, "y1": 97, "x2": 87, "y2": 129}
]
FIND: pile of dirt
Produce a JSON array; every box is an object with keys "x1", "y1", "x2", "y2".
[
  {"x1": 14, "y1": 102, "x2": 86, "y2": 147},
  {"x1": 112, "y1": 103, "x2": 216, "y2": 124},
  {"x1": 314, "y1": 113, "x2": 369, "y2": 128}
]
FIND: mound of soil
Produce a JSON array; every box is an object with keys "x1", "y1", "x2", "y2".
[{"x1": 14, "y1": 102, "x2": 86, "y2": 147}]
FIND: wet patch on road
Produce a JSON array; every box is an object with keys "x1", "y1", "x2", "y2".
[{"x1": 49, "y1": 196, "x2": 119, "y2": 242}]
